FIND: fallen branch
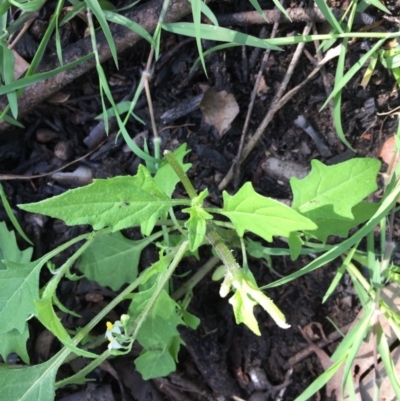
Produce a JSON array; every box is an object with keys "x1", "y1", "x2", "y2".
[
  {"x1": 216, "y1": 7, "x2": 375, "y2": 26},
  {"x1": 0, "y1": 0, "x2": 205, "y2": 134}
]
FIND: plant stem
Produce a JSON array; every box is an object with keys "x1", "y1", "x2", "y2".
[
  {"x1": 55, "y1": 349, "x2": 110, "y2": 388},
  {"x1": 43, "y1": 235, "x2": 97, "y2": 298},
  {"x1": 206, "y1": 222, "x2": 241, "y2": 279},
  {"x1": 56, "y1": 240, "x2": 189, "y2": 388},
  {"x1": 164, "y1": 150, "x2": 197, "y2": 199},
  {"x1": 130, "y1": 240, "x2": 189, "y2": 338},
  {"x1": 171, "y1": 256, "x2": 220, "y2": 300}
]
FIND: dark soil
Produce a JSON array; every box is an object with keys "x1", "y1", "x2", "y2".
[{"x1": 1, "y1": 0, "x2": 400, "y2": 400}]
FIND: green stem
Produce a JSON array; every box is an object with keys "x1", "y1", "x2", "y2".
[
  {"x1": 168, "y1": 207, "x2": 186, "y2": 236},
  {"x1": 56, "y1": 349, "x2": 110, "y2": 388},
  {"x1": 206, "y1": 222, "x2": 240, "y2": 279},
  {"x1": 171, "y1": 256, "x2": 220, "y2": 300},
  {"x1": 55, "y1": 273, "x2": 146, "y2": 388},
  {"x1": 56, "y1": 240, "x2": 189, "y2": 388},
  {"x1": 130, "y1": 240, "x2": 189, "y2": 338},
  {"x1": 43, "y1": 236, "x2": 98, "y2": 298},
  {"x1": 164, "y1": 150, "x2": 197, "y2": 199}
]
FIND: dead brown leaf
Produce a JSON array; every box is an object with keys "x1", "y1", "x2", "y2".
[
  {"x1": 343, "y1": 282, "x2": 400, "y2": 401},
  {"x1": 299, "y1": 323, "x2": 343, "y2": 399},
  {"x1": 199, "y1": 88, "x2": 239, "y2": 137},
  {"x1": 257, "y1": 75, "x2": 268, "y2": 95},
  {"x1": 13, "y1": 50, "x2": 29, "y2": 80},
  {"x1": 47, "y1": 92, "x2": 71, "y2": 103},
  {"x1": 379, "y1": 135, "x2": 400, "y2": 169}
]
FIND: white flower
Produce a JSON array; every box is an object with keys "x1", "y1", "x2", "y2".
[{"x1": 105, "y1": 321, "x2": 124, "y2": 350}]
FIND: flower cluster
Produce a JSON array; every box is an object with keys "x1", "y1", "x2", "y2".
[{"x1": 105, "y1": 315, "x2": 131, "y2": 350}]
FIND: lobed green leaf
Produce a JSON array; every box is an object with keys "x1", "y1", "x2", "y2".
[
  {"x1": 19, "y1": 166, "x2": 189, "y2": 232},
  {"x1": 0, "y1": 353, "x2": 62, "y2": 401},
  {"x1": 0, "y1": 260, "x2": 40, "y2": 334},
  {"x1": 0, "y1": 222, "x2": 32, "y2": 269},
  {"x1": 291, "y1": 158, "x2": 380, "y2": 222},
  {"x1": 79, "y1": 232, "x2": 159, "y2": 291},
  {"x1": 219, "y1": 182, "x2": 317, "y2": 242},
  {"x1": 0, "y1": 324, "x2": 30, "y2": 364}
]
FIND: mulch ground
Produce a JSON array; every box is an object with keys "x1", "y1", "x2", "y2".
[{"x1": 1, "y1": 0, "x2": 400, "y2": 400}]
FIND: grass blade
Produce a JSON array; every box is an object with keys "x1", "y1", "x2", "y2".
[
  {"x1": 294, "y1": 358, "x2": 345, "y2": 401},
  {"x1": 377, "y1": 322, "x2": 400, "y2": 398},
  {"x1": 0, "y1": 44, "x2": 18, "y2": 118},
  {"x1": 365, "y1": 0, "x2": 390, "y2": 13},
  {"x1": 322, "y1": 38, "x2": 386, "y2": 108},
  {"x1": 86, "y1": 0, "x2": 119, "y2": 67},
  {"x1": 248, "y1": 0, "x2": 268, "y2": 22},
  {"x1": 264, "y1": 179, "x2": 400, "y2": 289},
  {"x1": 0, "y1": 184, "x2": 33, "y2": 245},
  {"x1": 190, "y1": 0, "x2": 207, "y2": 74},
  {"x1": 103, "y1": 10, "x2": 154, "y2": 46},
  {"x1": 0, "y1": 53, "x2": 94, "y2": 96},
  {"x1": 162, "y1": 23, "x2": 282, "y2": 51},
  {"x1": 314, "y1": 0, "x2": 343, "y2": 33}
]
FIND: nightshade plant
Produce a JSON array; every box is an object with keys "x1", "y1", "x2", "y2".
[{"x1": 1, "y1": 143, "x2": 400, "y2": 401}]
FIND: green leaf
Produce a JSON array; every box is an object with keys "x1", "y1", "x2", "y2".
[
  {"x1": 134, "y1": 348, "x2": 176, "y2": 380},
  {"x1": 229, "y1": 289, "x2": 260, "y2": 335},
  {"x1": 129, "y1": 288, "x2": 186, "y2": 378},
  {"x1": 183, "y1": 189, "x2": 212, "y2": 252},
  {"x1": 79, "y1": 232, "x2": 155, "y2": 291},
  {"x1": 181, "y1": 309, "x2": 200, "y2": 329},
  {"x1": 306, "y1": 201, "x2": 380, "y2": 243},
  {"x1": 19, "y1": 166, "x2": 189, "y2": 232},
  {"x1": 0, "y1": 352, "x2": 63, "y2": 401},
  {"x1": 134, "y1": 290, "x2": 184, "y2": 349},
  {"x1": 0, "y1": 260, "x2": 41, "y2": 333},
  {"x1": 154, "y1": 144, "x2": 192, "y2": 197},
  {"x1": 0, "y1": 324, "x2": 30, "y2": 364},
  {"x1": 264, "y1": 178, "x2": 400, "y2": 289},
  {"x1": 287, "y1": 232, "x2": 303, "y2": 260},
  {"x1": 291, "y1": 158, "x2": 380, "y2": 221},
  {"x1": 219, "y1": 182, "x2": 317, "y2": 241},
  {"x1": 332, "y1": 40, "x2": 353, "y2": 150},
  {"x1": 0, "y1": 222, "x2": 32, "y2": 269},
  {"x1": 0, "y1": 234, "x2": 90, "y2": 334},
  {"x1": 377, "y1": 323, "x2": 400, "y2": 398},
  {"x1": 34, "y1": 297, "x2": 97, "y2": 358}
]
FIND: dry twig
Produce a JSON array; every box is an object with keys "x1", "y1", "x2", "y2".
[
  {"x1": 232, "y1": 0, "x2": 283, "y2": 189},
  {"x1": 219, "y1": 22, "x2": 313, "y2": 190}
]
